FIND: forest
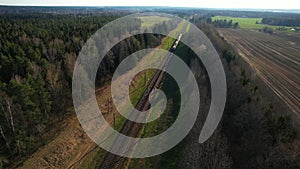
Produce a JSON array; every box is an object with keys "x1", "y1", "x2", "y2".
[
  {"x1": 0, "y1": 14, "x2": 114, "y2": 166},
  {"x1": 0, "y1": 7, "x2": 299, "y2": 168},
  {"x1": 0, "y1": 13, "x2": 178, "y2": 167}
]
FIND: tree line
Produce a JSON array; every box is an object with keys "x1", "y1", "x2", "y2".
[
  {"x1": 189, "y1": 16, "x2": 297, "y2": 169},
  {"x1": 207, "y1": 18, "x2": 239, "y2": 28},
  {"x1": 262, "y1": 17, "x2": 300, "y2": 27}
]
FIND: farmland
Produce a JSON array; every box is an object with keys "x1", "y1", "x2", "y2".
[
  {"x1": 212, "y1": 16, "x2": 288, "y2": 30},
  {"x1": 219, "y1": 29, "x2": 300, "y2": 117}
]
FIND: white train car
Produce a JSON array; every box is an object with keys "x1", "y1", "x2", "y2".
[{"x1": 171, "y1": 33, "x2": 183, "y2": 51}]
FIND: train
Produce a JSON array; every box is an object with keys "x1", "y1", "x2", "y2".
[{"x1": 171, "y1": 33, "x2": 183, "y2": 51}]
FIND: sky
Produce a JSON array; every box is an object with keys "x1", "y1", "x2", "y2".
[{"x1": 1, "y1": 0, "x2": 299, "y2": 9}]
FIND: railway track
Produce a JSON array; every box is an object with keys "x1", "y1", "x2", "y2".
[
  {"x1": 99, "y1": 32, "x2": 184, "y2": 169},
  {"x1": 66, "y1": 22, "x2": 188, "y2": 169}
]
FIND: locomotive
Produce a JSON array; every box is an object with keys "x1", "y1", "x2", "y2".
[{"x1": 171, "y1": 33, "x2": 183, "y2": 51}]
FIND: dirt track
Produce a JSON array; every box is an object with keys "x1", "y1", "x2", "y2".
[
  {"x1": 20, "y1": 86, "x2": 112, "y2": 169},
  {"x1": 219, "y1": 29, "x2": 300, "y2": 117}
]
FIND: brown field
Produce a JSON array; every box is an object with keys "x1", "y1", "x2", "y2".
[{"x1": 219, "y1": 29, "x2": 300, "y2": 117}]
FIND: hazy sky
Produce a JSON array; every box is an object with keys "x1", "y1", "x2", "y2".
[{"x1": 1, "y1": 0, "x2": 299, "y2": 9}]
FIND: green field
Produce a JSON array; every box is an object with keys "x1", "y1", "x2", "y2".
[
  {"x1": 137, "y1": 16, "x2": 171, "y2": 28},
  {"x1": 212, "y1": 16, "x2": 282, "y2": 30},
  {"x1": 185, "y1": 22, "x2": 191, "y2": 33}
]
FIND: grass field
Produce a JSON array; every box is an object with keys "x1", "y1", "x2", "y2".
[
  {"x1": 137, "y1": 16, "x2": 171, "y2": 28},
  {"x1": 212, "y1": 16, "x2": 284, "y2": 30},
  {"x1": 185, "y1": 22, "x2": 191, "y2": 33}
]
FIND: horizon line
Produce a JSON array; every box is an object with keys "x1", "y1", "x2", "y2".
[{"x1": 0, "y1": 5, "x2": 300, "y2": 11}]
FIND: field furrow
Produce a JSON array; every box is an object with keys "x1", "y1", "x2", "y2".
[{"x1": 220, "y1": 29, "x2": 300, "y2": 115}]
